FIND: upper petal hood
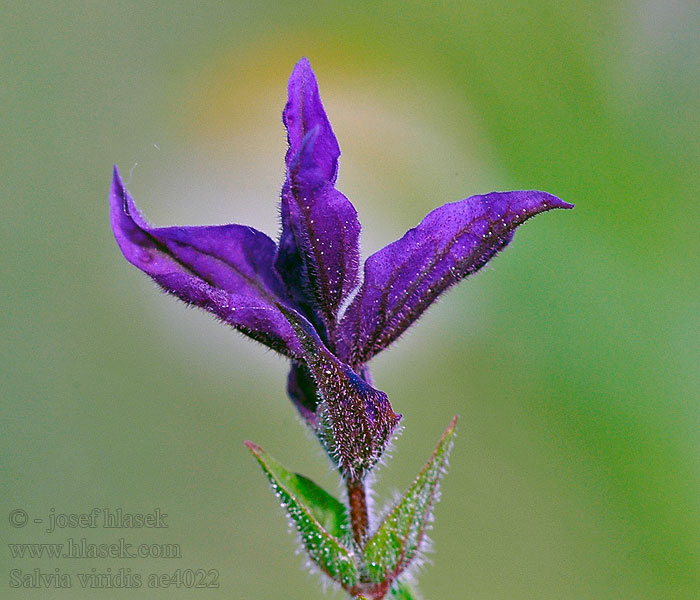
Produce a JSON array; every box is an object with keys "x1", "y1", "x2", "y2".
[
  {"x1": 283, "y1": 57, "x2": 340, "y2": 185},
  {"x1": 275, "y1": 59, "x2": 361, "y2": 339}
]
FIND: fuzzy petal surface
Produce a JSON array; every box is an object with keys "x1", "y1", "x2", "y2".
[
  {"x1": 283, "y1": 57, "x2": 340, "y2": 184},
  {"x1": 339, "y1": 191, "x2": 574, "y2": 365},
  {"x1": 279, "y1": 306, "x2": 401, "y2": 480},
  {"x1": 275, "y1": 59, "x2": 361, "y2": 333},
  {"x1": 110, "y1": 166, "x2": 311, "y2": 358}
]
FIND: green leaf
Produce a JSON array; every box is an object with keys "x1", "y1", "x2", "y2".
[
  {"x1": 362, "y1": 416, "x2": 457, "y2": 584},
  {"x1": 245, "y1": 441, "x2": 358, "y2": 589},
  {"x1": 389, "y1": 579, "x2": 423, "y2": 599}
]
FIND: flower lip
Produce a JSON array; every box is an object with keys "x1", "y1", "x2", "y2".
[
  {"x1": 110, "y1": 165, "x2": 317, "y2": 361},
  {"x1": 336, "y1": 189, "x2": 573, "y2": 366}
]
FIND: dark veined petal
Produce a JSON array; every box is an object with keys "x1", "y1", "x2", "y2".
[
  {"x1": 110, "y1": 166, "x2": 311, "y2": 359},
  {"x1": 278, "y1": 306, "x2": 401, "y2": 481},
  {"x1": 286, "y1": 362, "x2": 320, "y2": 427},
  {"x1": 339, "y1": 191, "x2": 574, "y2": 365},
  {"x1": 275, "y1": 59, "x2": 361, "y2": 333}
]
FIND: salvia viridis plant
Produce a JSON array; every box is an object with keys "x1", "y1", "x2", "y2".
[{"x1": 110, "y1": 57, "x2": 573, "y2": 599}]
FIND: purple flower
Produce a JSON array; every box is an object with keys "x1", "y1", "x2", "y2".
[{"x1": 111, "y1": 58, "x2": 572, "y2": 478}]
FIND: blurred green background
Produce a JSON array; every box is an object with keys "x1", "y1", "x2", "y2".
[{"x1": 2, "y1": 1, "x2": 698, "y2": 598}]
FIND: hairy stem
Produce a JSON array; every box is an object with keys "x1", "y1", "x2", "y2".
[
  {"x1": 351, "y1": 581, "x2": 389, "y2": 600},
  {"x1": 346, "y1": 477, "x2": 369, "y2": 546}
]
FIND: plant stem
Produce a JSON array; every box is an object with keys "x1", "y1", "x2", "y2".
[
  {"x1": 352, "y1": 581, "x2": 389, "y2": 600},
  {"x1": 346, "y1": 477, "x2": 369, "y2": 546}
]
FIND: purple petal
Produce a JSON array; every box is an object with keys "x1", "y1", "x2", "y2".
[
  {"x1": 110, "y1": 166, "x2": 311, "y2": 358},
  {"x1": 287, "y1": 363, "x2": 319, "y2": 427},
  {"x1": 279, "y1": 306, "x2": 401, "y2": 481},
  {"x1": 275, "y1": 60, "x2": 361, "y2": 333},
  {"x1": 283, "y1": 57, "x2": 340, "y2": 184},
  {"x1": 338, "y1": 191, "x2": 574, "y2": 365}
]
